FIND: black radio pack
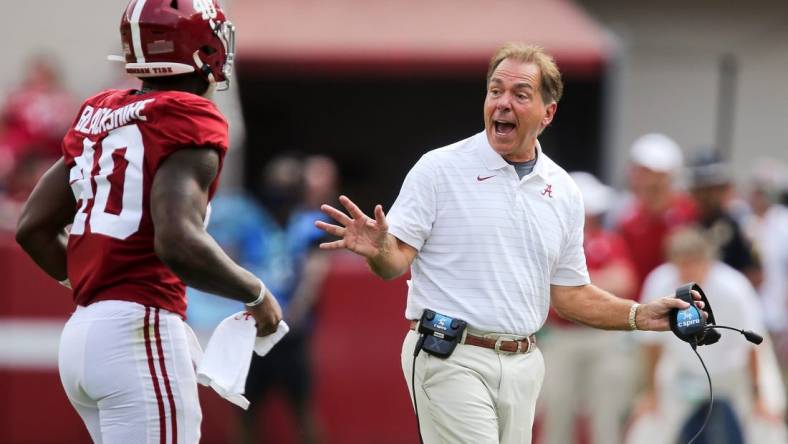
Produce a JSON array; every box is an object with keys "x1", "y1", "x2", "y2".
[
  {"x1": 411, "y1": 309, "x2": 468, "y2": 443},
  {"x1": 416, "y1": 309, "x2": 467, "y2": 358}
]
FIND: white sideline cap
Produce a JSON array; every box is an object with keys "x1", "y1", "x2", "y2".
[
  {"x1": 569, "y1": 171, "x2": 614, "y2": 216},
  {"x1": 630, "y1": 133, "x2": 683, "y2": 174}
]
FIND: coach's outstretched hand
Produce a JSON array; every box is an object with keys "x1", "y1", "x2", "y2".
[
  {"x1": 316, "y1": 195, "x2": 417, "y2": 280},
  {"x1": 316, "y1": 195, "x2": 389, "y2": 259},
  {"x1": 637, "y1": 290, "x2": 706, "y2": 331}
]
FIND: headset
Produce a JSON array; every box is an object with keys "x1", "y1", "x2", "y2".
[{"x1": 669, "y1": 282, "x2": 762, "y2": 444}]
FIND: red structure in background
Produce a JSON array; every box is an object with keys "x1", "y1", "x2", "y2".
[
  {"x1": 0, "y1": 234, "x2": 416, "y2": 444},
  {"x1": 232, "y1": 0, "x2": 611, "y2": 78}
]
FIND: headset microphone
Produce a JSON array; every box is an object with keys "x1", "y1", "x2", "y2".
[
  {"x1": 705, "y1": 324, "x2": 763, "y2": 345},
  {"x1": 669, "y1": 282, "x2": 763, "y2": 444}
]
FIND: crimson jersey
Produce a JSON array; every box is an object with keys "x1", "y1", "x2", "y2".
[
  {"x1": 61, "y1": 89, "x2": 228, "y2": 318},
  {"x1": 615, "y1": 194, "x2": 697, "y2": 299}
]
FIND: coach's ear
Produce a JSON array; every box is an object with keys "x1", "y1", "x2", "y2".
[{"x1": 539, "y1": 101, "x2": 557, "y2": 134}]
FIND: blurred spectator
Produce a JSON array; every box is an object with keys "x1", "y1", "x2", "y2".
[
  {"x1": 0, "y1": 121, "x2": 14, "y2": 184},
  {"x1": 304, "y1": 154, "x2": 339, "y2": 210},
  {"x1": 740, "y1": 159, "x2": 788, "y2": 404},
  {"x1": 687, "y1": 151, "x2": 760, "y2": 283},
  {"x1": 615, "y1": 133, "x2": 697, "y2": 297},
  {"x1": 187, "y1": 154, "x2": 333, "y2": 443},
  {"x1": 628, "y1": 227, "x2": 784, "y2": 444},
  {"x1": 239, "y1": 155, "x2": 331, "y2": 444},
  {"x1": 539, "y1": 172, "x2": 639, "y2": 444},
  {"x1": 0, "y1": 54, "x2": 75, "y2": 177},
  {"x1": 0, "y1": 54, "x2": 75, "y2": 230},
  {"x1": 0, "y1": 151, "x2": 53, "y2": 230},
  {"x1": 741, "y1": 158, "x2": 788, "y2": 334}
]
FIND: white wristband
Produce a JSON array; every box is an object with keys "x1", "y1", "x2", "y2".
[
  {"x1": 245, "y1": 280, "x2": 267, "y2": 307},
  {"x1": 628, "y1": 302, "x2": 640, "y2": 330}
]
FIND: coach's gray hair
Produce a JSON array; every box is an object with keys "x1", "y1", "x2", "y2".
[{"x1": 486, "y1": 42, "x2": 564, "y2": 104}]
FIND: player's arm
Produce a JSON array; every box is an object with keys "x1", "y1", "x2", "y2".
[
  {"x1": 16, "y1": 158, "x2": 76, "y2": 282},
  {"x1": 550, "y1": 283, "x2": 700, "y2": 331},
  {"x1": 150, "y1": 147, "x2": 281, "y2": 335}
]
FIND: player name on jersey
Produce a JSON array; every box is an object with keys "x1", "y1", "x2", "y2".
[{"x1": 74, "y1": 98, "x2": 155, "y2": 136}]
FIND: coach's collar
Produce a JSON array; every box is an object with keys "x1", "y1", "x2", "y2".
[
  {"x1": 530, "y1": 141, "x2": 549, "y2": 180},
  {"x1": 477, "y1": 132, "x2": 548, "y2": 180}
]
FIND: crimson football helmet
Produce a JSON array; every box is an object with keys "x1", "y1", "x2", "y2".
[{"x1": 111, "y1": 0, "x2": 236, "y2": 90}]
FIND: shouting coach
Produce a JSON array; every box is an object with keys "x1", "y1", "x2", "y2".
[{"x1": 315, "y1": 43, "x2": 702, "y2": 444}]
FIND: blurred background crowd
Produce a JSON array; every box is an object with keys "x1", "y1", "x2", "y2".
[{"x1": 1, "y1": 1, "x2": 787, "y2": 443}]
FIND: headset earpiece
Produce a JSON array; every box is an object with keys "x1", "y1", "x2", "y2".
[
  {"x1": 670, "y1": 282, "x2": 717, "y2": 346},
  {"x1": 702, "y1": 327, "x2": 721, "y2": 345}
]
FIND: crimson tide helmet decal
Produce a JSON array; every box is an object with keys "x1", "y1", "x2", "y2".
[{"x1": 112, "y1": 0, "x2": 236, "y2": 90}]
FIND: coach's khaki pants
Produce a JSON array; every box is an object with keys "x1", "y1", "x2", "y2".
[{"x1": 401, "y1": 330, "x2": 545, "y2": 444}]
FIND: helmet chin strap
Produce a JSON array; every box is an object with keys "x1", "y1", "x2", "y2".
[
  {"x1": 203, "y1": 81, "x2": 217, "y2": 99},
  {"x1": 192, "y1": 50, "x2": 230, "y2": 92}
]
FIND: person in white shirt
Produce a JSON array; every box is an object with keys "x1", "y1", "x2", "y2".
[
  {"x1": 630, "y1": 227, "x2": 784, "y2": 444},
  {"x1": 315, "y1": 42, "x2": 702, "y2": 444},
  {"x1": 741, "y1": 158, "x2": 788, "y2": 333}
]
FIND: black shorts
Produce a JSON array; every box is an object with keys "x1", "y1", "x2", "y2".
[{"x1": 244, "y1": 328, "x2": 312, "y2": 408}]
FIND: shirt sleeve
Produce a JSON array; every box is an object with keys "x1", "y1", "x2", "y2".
[
  {"x1": 150, "y1": 93, "x2": 229, "y2": 171},
  {"x1": 550, "y1": 188, "x2": 591, "y2": 286},
  {"x1": 386, "y1": 154, "x2": 438, "y2": 251}
]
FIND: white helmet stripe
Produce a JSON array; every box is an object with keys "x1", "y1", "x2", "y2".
[
  {"x1": 125, "y1": 62, "x2": 195, "y2": 77},
  {"x1": 130, "y1": 0, "x2": 148, "y2": 63}
]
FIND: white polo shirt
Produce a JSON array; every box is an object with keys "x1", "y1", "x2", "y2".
[{"x1": 387, "y1": 131, "x2": 590, "y2": 335}]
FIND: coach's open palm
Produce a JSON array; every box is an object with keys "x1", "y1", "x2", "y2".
[{"x1": 316, "y1": 195, "x2": 389, "y2": 259}]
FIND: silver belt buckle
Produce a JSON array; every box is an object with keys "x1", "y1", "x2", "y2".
[
  {"x1": 494, "y1": 337, "x2": 505, "y2": 353},
  {"x1": 491, "y1": 334, "x2": 532, "y2": 354},
  {"x1": 514, "y1": 336, "x2": 533, "y2": 354}
]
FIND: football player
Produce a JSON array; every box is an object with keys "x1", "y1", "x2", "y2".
[{"x1": 15, "y1": 1, "x2": 281, "y2": 442}]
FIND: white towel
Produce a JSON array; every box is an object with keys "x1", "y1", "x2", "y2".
[{"x1": 196, "y1": 312, "x2": 289, "y2": 409}]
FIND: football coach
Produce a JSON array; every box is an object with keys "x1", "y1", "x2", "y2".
[{"x1": 315, "y1": 42, "x2": 703, "y2": 443}]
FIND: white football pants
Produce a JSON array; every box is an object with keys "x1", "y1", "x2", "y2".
[{"x1": 58, "y1": 300, "x2": 201, "y2": 444}]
